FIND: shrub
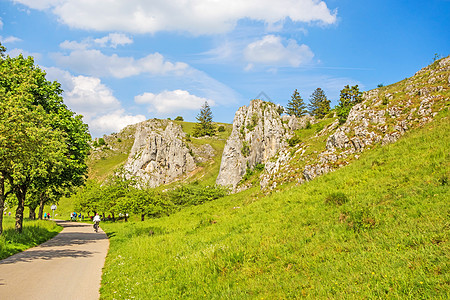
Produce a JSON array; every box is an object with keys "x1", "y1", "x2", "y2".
[
  {"x1": 287, "y1": 136, "x2": 302, "y2": 147},
  {"x1": 218, "y1": 125, "x2": 225, "y2": 132},
  {"x1": 98, "y1": 138, "x2": 106, "y2": 146},
  {"x1": 305, "y1": 121, "x2": 312, "y2": 129},
  {"x1": 175, "y1": 116, "x2": 184, "y2": 121},
  {"x1": 241, "y1": 141, "x2": 250, "y2": 157}
]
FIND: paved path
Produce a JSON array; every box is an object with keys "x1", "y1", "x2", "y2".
[{"x1": 0, "y1": 220, "x2": 109, "y2": 300}]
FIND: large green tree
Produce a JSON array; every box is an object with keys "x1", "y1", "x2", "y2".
[
  {"x1": 286, "y1": 89, "x2": 307, "y2": 117},
  {"x1": 335, "y1": 85, "x2": 363, "y2": 124},
  {"x1": 192, "y1": 101, "x2": 216, "y2": 137},
  {"x1": 308, "y1": 88, "x2": 331, "y2": 118},
  {"x1": 0, "y1": 45, "x2": 90, "y2": 233}
]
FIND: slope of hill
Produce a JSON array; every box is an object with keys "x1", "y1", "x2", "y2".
[{"x1": 99, "y1": 107, "x2": 449, "y2": 299}]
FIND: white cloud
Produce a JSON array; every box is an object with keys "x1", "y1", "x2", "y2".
[
  {"x1": 0, "y1": 36, "x2": 22, "y2": 44},
  {"x1": 14, "y1": 0, "x2": 337, "y2": 34},
  {"x1": 94, "y1": 33, "x2": 133, "y2": 48},
  {"x1": 52, "y1": 49, "x2": 188, "y2": 78},
  {"x1": 135, "y1": 90, "x2": 213, "y2": 114},
  {"x1": 0, "y1": 19, "x2": 3, "y2": 30},
  {"x1": 244, "y1": 35, "x2": 314, "y2": 68},
  {"x1": 7, "y1": 48, "x2": 42, "y2": 60},
  {"x1": 90, "y1": 110, "x2": 146, "y2": 136},
  {"x1": 44, "y1": 67, "x2": 146, "y2": 136},
  {"x1": 60, "y1": 33, "x2": 133, "y2": 50}
]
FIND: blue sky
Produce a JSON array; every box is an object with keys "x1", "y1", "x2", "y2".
[{"x1": 1, "y1": 0, "x2": 449, "y2": 137}]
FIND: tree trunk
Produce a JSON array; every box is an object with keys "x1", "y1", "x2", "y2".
[
  {"x1": 111, "y1": 212, "x2": 115, "y2": 222},
  {"x1": 29, "y1": 206, "x2": 36, "y2": 220},
  {"x1": 0, "y1": 176, "x2": 5, "y2": 235},
  {"x1": 141, "y1": 214, "x2": 145, "y2": 221},
  {"x1": 38, "y1": 197, "x2": 45, "y2": 220},
  {"x1": 15, "y1": 185, "x2": 27, "y2": 233}
]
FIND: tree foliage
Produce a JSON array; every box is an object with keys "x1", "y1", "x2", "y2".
[
  {"x1": 286, "y1": 89, "x2": 307, "y2": 117},
  {"x1": 335, "y1": 85, "x2": 363, "y2": 124},
  {"x1": 193, "y1": 101, "x2": 216, "y2": 137},
  {"x1": 308, "y1": 88, "x2": 330, "y2": 118},
  {"x1": 0, "y1": 44, "x2": 90, "y2": 233}
]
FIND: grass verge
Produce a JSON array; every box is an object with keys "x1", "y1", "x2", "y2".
[{"x1": 0, "y1": 217, "x2": 62, "y2": 260}]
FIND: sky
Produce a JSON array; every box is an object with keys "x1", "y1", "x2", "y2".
[{"x1": 1, "y1": 0, "x2": 449, "y2": 137}]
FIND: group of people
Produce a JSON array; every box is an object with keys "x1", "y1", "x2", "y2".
[
  {"x1": 70, "y1": 212, "x2": 83, "y2": 221},
  {"x1": 43, "y1": 212, "x2": 51, "y2": 219}
]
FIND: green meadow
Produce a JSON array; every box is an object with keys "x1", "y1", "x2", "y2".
[{"x1": 98, "y1": 110, "x2": 449, "y2": 298}]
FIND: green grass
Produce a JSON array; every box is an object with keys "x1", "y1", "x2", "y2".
[
  {"x1": 0, "y1": 216, "x2": 62, "y2": 260},
  {"x1": 99, "y1": 110, "x2": 449, "y2": 299},
  {"x1": 88, "y1": 152, "x2": 130, "y2": 182}
]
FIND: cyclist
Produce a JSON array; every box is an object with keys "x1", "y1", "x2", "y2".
[{"x1": 93, "y1": 213, "x2": 101, "y2": 232}]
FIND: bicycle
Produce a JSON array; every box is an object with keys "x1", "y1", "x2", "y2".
[{"x1": 93, "y1": 221, "x2": 99, "y2": 233}]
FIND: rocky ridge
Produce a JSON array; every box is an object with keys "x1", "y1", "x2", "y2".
[{"x1": 260, "y1": 56, "x2": 450, "y2": 191}]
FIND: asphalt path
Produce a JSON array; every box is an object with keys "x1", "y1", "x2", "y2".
[{"x1": 0, "y1": 220, "x2": 109, "y2": 300}]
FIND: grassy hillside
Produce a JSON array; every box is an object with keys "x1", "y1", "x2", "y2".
[{"x1": 99, "y1": 109, "x2": 449, "y2": 298}]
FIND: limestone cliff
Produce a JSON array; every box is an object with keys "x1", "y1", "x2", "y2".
[
  {"x1": 123, "y1": 119, "x2": 196, "y2": 187},
  {"x1": 216, "y1": 99, "x2": 313, "y2": 190}
]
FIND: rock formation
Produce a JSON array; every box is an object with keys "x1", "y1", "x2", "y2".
[
  {"x1": 216, "y1": 99, "x2": 313, "y2": 190},
  {"x1": 260, "y1": 56, "x2": 450, "y2": 191},
  {"x1": 123, "y1": 119, "x2": 196, "y2": 187}
]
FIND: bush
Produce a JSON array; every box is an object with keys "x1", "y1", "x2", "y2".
[
  {"x1": 287, "y1": 136, "x2": 302, "y2": 147},
  {"x1": 305, "y1": 121, "x2": 312, "y2": 129},
  {"x1": 168, "y1": 184, "x2": 228, "y2": 206},
  {"x1": 218, "y1": 125, "x2": 225, "y2": 132},
  {"x1": 241, "y1": 141, "x2": 250, "y2": 157},
  {"x1": 175, "y1": 116, "x2": 184, "y2": 121},
  {"x1": 98, "y1": 138, "x2": 106, "y2": 146}
]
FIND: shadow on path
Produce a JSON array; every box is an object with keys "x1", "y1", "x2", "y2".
[{"x1": 0, "y1": 249, "x2": 94, "y2": 264}]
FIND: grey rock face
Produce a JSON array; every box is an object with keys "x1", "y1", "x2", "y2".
[
  {"x1": 123, "y1": 120, "x2": 196, "y2": 187},
  {"x1": 216, "y1": 99, "x2": 293, "y2": 189}
]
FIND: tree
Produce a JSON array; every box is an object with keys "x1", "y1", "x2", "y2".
[
  {"x1": 192, "y1": 101, "x2": 216, "y2": 137},
  {"x1": 308, "y1": 88, "x2": 330, "y2": 118},
  {"x1": 0, "y1": 45, "x2": 90, "y2": 233},
  {"x1": 335, "y1": 85, "x2": 363, "y2": 124},
  {"x1": 286, "y1": 89, "x2": 307, "y2": 117}
]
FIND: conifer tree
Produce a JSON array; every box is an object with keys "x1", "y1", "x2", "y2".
[
  {"x1": 308, "y1": 88, "x2": 331, "y2": 118},
  {"x1": 335, "y1": 85, "x2": 363, "y2": 124},
  {"x1": 286, "y1": 89, "x2": 307, "y2": 117},
  {"x1": 192, "y1": 101, "x2": 216, "y2": 137}
]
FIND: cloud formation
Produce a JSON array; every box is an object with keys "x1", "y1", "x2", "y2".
[
  {"x1": 135, "y1": 90, "x2": 213, "y2": 114},
  {"x1": 52, "y1": 49, "x2": 188, "y2": 78},
  {"x1": 45, "y1": 67, "x2": 146, "y2": 136},
  {"x1": 14, "y1": 0, "x2": 337, "y2": 34},
  {"x1": 244, "y1": 35, "x2": 314, "y2": 69},
  {"x1": 60, "y1": 33, "x2": 133, "y2": 50}
]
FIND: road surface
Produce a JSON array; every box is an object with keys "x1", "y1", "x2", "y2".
[{"x1": 0, "y1": 220, "x2": 109, "y2": 300}]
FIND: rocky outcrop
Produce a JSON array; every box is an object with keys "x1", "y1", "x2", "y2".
[
  {"x1": 260, "y1": 56, "x2": 450, "y2": 191},
  {"x1": 216, "y1": 99, "x2": 311, "y2": 190},
  {"x1": 123, "y1": 119, "x2": 196, "y2": 188}
]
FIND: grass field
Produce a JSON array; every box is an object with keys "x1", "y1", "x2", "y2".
[
  {"x1": 99, "y1": 110, "x2": 449, "y2": 298},
  {"x1": 0, "y1": 216, "x2": 62, "y2": 260}
]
